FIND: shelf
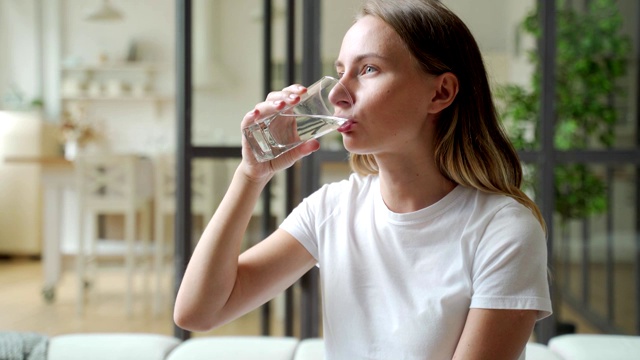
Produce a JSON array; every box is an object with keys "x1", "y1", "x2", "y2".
[
  {"x1": 59, "y1": 62, "x2": 173, "y2": 117},
  {"x1": 62, "y1": 62, "x2": 169, "y2": 72},
  {"x1": 61, "y1": 95, "x2": 174, "y2": 117},
  {"x1": 61, "y1": 95, "x2": 174, "y2": 102}
]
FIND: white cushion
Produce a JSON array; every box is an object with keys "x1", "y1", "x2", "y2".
[
  {"x1": 166, "y1": 336, "x2": 299, "y2": 360},
  {"x1": 293, "y1": 338, "x2": 325, "y2": 360},
  {"x1": 48, "y1": 333, "x2": 181, "y2": 360},
  {"x1": 549, "y1": 334, "x2": 640, "y2": 360},
  {"x1": 526, "y1": 342, "x2": 562, "y2": 360},
  {"x1": 292, "y1": 338, "x2": 559, "y2": 360}
]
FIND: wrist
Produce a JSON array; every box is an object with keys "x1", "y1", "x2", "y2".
[{"x1": 235, "y1": 162, "x2": 274, "y2": 187}]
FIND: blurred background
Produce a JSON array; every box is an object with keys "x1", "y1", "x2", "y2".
[{"x1": 0, "y1": 0, "x2": 638, "y2": 345}]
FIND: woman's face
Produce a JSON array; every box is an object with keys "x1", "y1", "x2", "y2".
[{"x1": 335, "y1": 15, "x2": 439, "y2": 157}]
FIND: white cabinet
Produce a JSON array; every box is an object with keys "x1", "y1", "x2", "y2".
[{"x1": 0, "y1": 111, "x2": 59, "y2": 255}]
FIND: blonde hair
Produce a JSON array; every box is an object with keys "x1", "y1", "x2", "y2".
[{"x1": 351, "y1": 0, "x2": 546, "y2": 231}]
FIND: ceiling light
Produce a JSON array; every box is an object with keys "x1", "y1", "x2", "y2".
[{"x1": 85, "y1": 0, "x2": 124, "y2": 22}]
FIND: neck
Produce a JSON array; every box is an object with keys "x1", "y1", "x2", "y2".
[{"x1": 376, "y1": 155, "x2": 456, "y2": 213}]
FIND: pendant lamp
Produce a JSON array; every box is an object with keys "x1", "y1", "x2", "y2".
[{"x1": 85, "y1": 0, "x2": 124, "y2": 22}]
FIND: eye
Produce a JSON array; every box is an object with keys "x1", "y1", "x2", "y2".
[
  {"x1": 361, "y1": 65, "x2": 378, "y2": 75},
  {"x1": 336, "y1": 71, "x2": 345, "y2": 79}
]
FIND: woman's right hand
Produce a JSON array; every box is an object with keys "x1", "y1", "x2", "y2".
[{"x1": 238, "y1": 84, "x2": 321, "y2": 183}]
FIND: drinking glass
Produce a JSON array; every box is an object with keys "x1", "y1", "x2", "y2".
[{"x1": 243, "y1": 76, "x2": 353, "y2": 162}]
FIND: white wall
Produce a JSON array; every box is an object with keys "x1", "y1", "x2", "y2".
[
  {"x1": 444, "y1": 0, "x2": 537, "y2": 87},
  {"x1": 61, "y1": 0, "x2": 174, "y2": 65},
  {"x1": 0, "y1": 0, "x2": 41, "y2": 108},
  {"x1": 191, "y1": 0, "x2": 263, "y2": 146}
]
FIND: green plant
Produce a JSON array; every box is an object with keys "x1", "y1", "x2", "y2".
[{"x1": 498, "y1": 0, "x2": 631, "y2": 223}]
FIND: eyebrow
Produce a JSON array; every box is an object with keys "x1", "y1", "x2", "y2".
[{"x1": 334, "y1": 53, "x2": 390, "y2": 68}]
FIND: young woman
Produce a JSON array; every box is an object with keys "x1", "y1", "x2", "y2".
[{"x1": 174, "y1": 0, "x2": 552, "y2": 358}]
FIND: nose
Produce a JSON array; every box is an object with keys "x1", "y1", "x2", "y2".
[{"x1": 328, "y1": 80, "x2": 354, "y2": 117}]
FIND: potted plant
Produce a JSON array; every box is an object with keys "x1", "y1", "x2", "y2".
[{"x1": 498, "y1": 0, "x2": 631, "y2": 226}]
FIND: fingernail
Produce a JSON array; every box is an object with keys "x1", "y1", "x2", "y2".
[
  {"x1": 273, "y1": 100, "x2": 284, "y2": 106},
  {"x1": 289, "y1": 94, "x2": 299, "y2": 99}
]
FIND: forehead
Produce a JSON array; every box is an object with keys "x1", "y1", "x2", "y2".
[{"x1": 337, "y1": 15, "x2": 412, "y2": 66}]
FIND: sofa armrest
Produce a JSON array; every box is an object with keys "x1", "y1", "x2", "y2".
[
  {"x1": 166, "y1": 336, "x2": 299, "y2": 360},
  {"x1": 293, "y1": 338, "x2": 325, "y2": 360},
  {"x1": 48, "y1": 333, "x2": 181, "y2": 360},
  {"x1": 526, "y1": 342, "x2": 562, "y2": 360},
  {"x1": 549, "y1": 334, "x2": 640, "y2": 360}
]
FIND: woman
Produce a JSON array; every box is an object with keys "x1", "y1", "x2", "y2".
[{"x1": 174, "y1": 0, "x2": 552, "y2": 358}]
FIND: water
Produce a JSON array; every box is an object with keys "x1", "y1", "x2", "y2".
[{"x1": 244, "y1": 114, "x2": 346, "y2": 162}]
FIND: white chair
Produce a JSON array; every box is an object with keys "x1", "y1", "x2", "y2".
[
  {"x1": 153, "y1": 155, "x2": 227, "y2": 315},
  {"x1": 74, "y1": 154, "x2": 154, "y2": 316}
]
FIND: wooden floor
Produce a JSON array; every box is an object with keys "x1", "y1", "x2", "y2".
[
  {"x1": 0, "y1": 256, "x2": 602, "y2": 339},
  {"x1": 0, "y1": 256, "x2": 279, "y2": 338}
]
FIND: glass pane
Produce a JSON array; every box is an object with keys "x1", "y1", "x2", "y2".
[
  {"x1": 191, "y1": 0, "x2": 262, "y2": 147},
  {"x1": 550, "y1": 0, "x2": 637, "y2": 150},
  {"x1": 615, "y1": 0, "x2": 639, "y2": 149},
  {"x1": 552, "y1": 164, "x2": 638, "y2": 334},
  {"x1": 445, "y1": 0, "x2": 540, "y2": 151},
  {"x1": 609, "y1": 165, "x2": 637, "y2": 333}
]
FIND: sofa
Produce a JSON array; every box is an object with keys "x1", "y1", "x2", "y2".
[{"x1": 3, "y1": 332, "x2": 640, "y2": 360}]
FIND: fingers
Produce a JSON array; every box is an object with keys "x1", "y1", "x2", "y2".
[
  {"x1": 242, "y1": 85, "x2": 308, "y2": 127},
  {"x1": 240, "y1": 84, "x2": 313, "y2": 170},
  {"x1": 260, "y1": 86, "x2": 304, "y2": 113},
  {"x1": 265, "y1": 84, "x2": 306, "y2": 101}
]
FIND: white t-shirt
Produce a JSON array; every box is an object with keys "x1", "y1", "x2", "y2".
[{"x1": 280, "y1": 173, "x2": 552, "y2": 360}]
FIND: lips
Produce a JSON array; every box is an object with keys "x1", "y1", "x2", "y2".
[{"x1": 337, "y1": 119, "x2": 355, "y2": 133}]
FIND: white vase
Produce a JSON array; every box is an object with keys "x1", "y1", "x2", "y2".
[{"x1": 64, "y1": 141, "x2": 78, "y2": 160}]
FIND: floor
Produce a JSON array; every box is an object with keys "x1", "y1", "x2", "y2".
[
  {"x1": 0, "y1": 255, "x2": 602, "y2": 340},
  {"x1": 0, "y1": 256, "x2": 283, "y2": 338}
]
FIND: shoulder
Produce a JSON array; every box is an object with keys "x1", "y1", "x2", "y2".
[
  {"x1": 469, "y1": 191, "x2": 546, "y2": 258},
  {"x1": 460, "y1": 188, "x2": 545, "y2": 247},
  {"x1": 465, "y1": 189, "x2": 541, "y2": 227}
]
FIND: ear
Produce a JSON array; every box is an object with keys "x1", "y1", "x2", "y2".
[{"x1": 427, "y1": 72, "x2": 459, "y2": 114}]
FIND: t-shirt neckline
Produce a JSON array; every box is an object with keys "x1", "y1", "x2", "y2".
[{"x1": 374, "y1": 179, "x2": 468, "y2": 225}]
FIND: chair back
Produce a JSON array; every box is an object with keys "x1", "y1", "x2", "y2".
[{"x1": 75, "y1": 154, "x2": 152, "y2": 212}]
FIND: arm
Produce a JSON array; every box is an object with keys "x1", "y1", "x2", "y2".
[
  {"x1": 452, "y1": 308, "x2": 538, "y2": 360},
  {"x1": 174, "y1": 84, "x2": 319, "y2": 332}
]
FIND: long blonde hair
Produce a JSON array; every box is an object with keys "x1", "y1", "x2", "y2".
[{"x1": 351, "y1": 0, "x2": 545, "y2": 231}]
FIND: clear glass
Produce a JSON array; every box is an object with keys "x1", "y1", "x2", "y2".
[{"x1": 243, "y1": 76, "x2": 353, "y2": 162}]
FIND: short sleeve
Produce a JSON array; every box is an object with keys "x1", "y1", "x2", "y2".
[
  {"x1": 279, "y1": 174, "x2": 361, "y2": 263},
  {"x1": 470, "y1": 204, "x2": 552, "y2": 320},
  {"x1": 280, "y1": 191, "x2": 321, "y2": 261}
]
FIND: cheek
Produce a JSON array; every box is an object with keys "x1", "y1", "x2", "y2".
[{"x1": 378, "y1": 90, "x2": 429, "y2": 125}]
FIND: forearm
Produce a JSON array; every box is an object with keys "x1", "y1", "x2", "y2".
[{"x1": 174, "y1": 165, "x2": 271, "y2": 330}]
